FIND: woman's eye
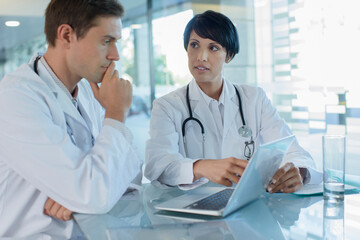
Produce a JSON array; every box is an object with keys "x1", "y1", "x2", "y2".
[
  {"x1": 190, "y1": 42, "x2": 198, "y2": 48},
  {"x1": 210, "y1": 46, "x2": 219, "y2": 51}
]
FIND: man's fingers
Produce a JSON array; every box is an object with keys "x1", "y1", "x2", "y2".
[
  {"x1": 56, "y1": 207, "x2": 72, "y2": 221},
  {"x1": 44, "y1": 198, "x2": 55, "y2": 215},
  {"x1": 63, "y1": 209, "x2": 73, "y2": 221},
  {"x1": 107, "y1": 69, "x2": 119, "y2": 84},
  {"x1": 123, "y1": 78, "x2": 133, "y2": 95},
  {"x1": 49, "y1": 202, "x2": 61, "y2": 216},
  {"x1": 89, "y1": 82, "x2": 100, "y2": 98},
  {"x1": 102, "y1": 62, "x2": 115, "y2": 82},
  {"x1": 44, "y1": 197, "x2": 73, "y2": 221},
  {"x1": 56, "y1": 206, "x2": 66, "y2": 220},
  {"x1": 90, "y1": 67, "x2": 119, "y2": 107}
]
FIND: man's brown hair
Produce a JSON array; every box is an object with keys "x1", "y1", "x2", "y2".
[{"x1": 45, "y1": 0, "x2": 124, "y2": 47}]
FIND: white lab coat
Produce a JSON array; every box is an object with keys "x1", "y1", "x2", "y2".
[
  {"x1": 0, "y1": 56, "x2": 142, "y2": 238},
  {"x1": 145, "y1": 79, "x2": 321, "y2": 189}
]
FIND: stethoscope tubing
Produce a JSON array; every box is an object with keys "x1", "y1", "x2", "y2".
[
  {"x1": 182, "y1": 83, "x2": 253, "y2": 159},
  {"x1": 34, "y1": 56, "x2": 41, "y2": 75}
]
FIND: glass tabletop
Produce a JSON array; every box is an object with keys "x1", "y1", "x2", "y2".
[{"x1": 74, "y1": 184, "x2": 360, "y2": 240}]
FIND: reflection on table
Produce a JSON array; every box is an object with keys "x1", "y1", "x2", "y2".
[{"x1": 74, "y1": 184, "x2": 360, "y2": 240}]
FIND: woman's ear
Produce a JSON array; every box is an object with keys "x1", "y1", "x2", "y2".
[
  {"x1": 57, "y1": 24, "x2": 74, "y2": 49},
  {"x1": 225, "y1": 55, "x2": 233, "y2": 63}
]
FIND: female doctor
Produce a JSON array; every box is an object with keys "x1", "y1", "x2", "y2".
[{"x1": 145, "y1": 10, "x2": 321, "y2": 193}]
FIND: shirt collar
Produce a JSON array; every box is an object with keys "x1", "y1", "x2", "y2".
[{"x1": 195, "y1": 80, "x2": 225, "y2": 107}]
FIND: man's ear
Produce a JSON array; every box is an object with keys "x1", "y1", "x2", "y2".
[{"x1": 57, "y1": 24, "x2": 74, "y2": 49}]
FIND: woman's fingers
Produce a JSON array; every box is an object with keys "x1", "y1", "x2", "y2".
[
  {"x1": 194, "y1": 158, "x2": 248, "y2": 186},
  {"x1": 267, "y1": 162, "x2": 303, "y2": 193}
]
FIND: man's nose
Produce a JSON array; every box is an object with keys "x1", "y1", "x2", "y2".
[{"x1": 107, "y1": 44, "x2": 120, "y2": 61}]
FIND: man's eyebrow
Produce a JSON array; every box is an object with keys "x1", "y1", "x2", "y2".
[{"x1": 103, "y1": 35, "x2": 116, "y2": 40}]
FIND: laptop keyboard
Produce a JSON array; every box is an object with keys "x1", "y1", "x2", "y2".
[{"x1": 185, "y1": 188, "x2": 234, "y2": 210}]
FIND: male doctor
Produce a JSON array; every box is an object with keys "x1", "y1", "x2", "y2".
[{"x1": 0, "y1": 0, "x2": 142, "y2": 238}]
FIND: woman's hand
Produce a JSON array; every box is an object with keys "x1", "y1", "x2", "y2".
[
  {"x1": 193, "y1": 157, "x2": 248, "y2": 186},
  {"x1": 44, "y1": 198, "x2": 73, "y2": 221},
  {"x1": 267, "y1": 162, "x2": 305, "y2": 193}
]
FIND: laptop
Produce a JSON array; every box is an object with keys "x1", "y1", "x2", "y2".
[{"x1": 154, "y1": 135, "x2": 295, "y2": 217}]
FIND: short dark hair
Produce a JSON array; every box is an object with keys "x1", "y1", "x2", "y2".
[
  {"x1": 45, "y1": 0, "x2": 124, "y2": 47},
  {"x1": 183, "y1": 10, "x2": 239, "y2": 61}
]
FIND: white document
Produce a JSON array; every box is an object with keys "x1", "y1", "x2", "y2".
[{"x1": 293, "y1": 183, "x2": 358, "y2": 196}]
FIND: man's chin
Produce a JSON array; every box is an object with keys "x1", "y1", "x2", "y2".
[{"x1": 86, "y1": 76, "x2": 102, "y2": 84}]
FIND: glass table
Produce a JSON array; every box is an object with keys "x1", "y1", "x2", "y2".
[{"x1": 74, "y1": 184, "x2": 360, "y2": 240}]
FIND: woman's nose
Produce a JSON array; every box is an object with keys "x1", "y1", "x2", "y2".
[{"x1": 197, "y1": 49, "x2": 208, "y2": 62}]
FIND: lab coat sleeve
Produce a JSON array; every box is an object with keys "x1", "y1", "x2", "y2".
[
  {"x1": 104, "y1": 118, "x2": 134, "y2": 142},
  {"x1": 145, "y1": 98, "x2": 201, "y2": 187},
  {"x1": 257, "y1": 88, "x2": 321, "y2": 184},
  {"x1": 0, "y1": 86, "x2": 142, "y2": 214},
  {"x1": 103, "y1": 117, "x2": 143, "y2": 190}
]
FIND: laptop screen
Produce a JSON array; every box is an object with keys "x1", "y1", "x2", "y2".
[{"x1": 223, "y1": 135, "x2": 295, "y2": 216}]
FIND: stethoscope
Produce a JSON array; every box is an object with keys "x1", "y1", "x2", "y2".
[
  {"x1": 33, "y1": 56, "x2": 94, "y2": 146},
  {"x1": 182, "y1": 84, "x2": 255, "y2": 160}
]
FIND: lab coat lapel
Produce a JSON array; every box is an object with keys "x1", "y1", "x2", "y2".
[
  {"x1": 33, "y1": 56, "x2": 93, "y2": 152},
  {"x1": 51, "y1": 85, "x2": 89, "y2": 132},
  {"x1": 35, "y1": 59, "x2": 89, "y2": 131},
  {"x1": 223, "y1": 81, "x2": 239, "y2": 141},
  {"x1": 56, "y1": 88, "x2": 93, "y2": 152},
  {"x1": 189, "y1": 80, "x2": 219, "y2": 138},
  {"x1": 77, "y1": 98, "x2": 93, "y2": 134}
]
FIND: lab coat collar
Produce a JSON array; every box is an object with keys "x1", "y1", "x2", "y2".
[{"x1": 30, "y1": 54, "x2": 89, "y2": 131}]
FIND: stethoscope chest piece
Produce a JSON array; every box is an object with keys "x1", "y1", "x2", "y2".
[{"x1": 238, "y1": 125, "x2": 252, "y2": 138}]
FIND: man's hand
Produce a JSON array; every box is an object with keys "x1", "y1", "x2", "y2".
[
  {"x1": 44, "y1": 198, "x2": 73, "y2": 221},
  {"x1": 267, "y1": 162, "x2": 304, "y2": 193},
  {"x1": 89, "y1": 62, "x2": 132, "y2": 122},
  {"x1": 193, "y1": 157, "x2": 248, "y2": 186}
]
